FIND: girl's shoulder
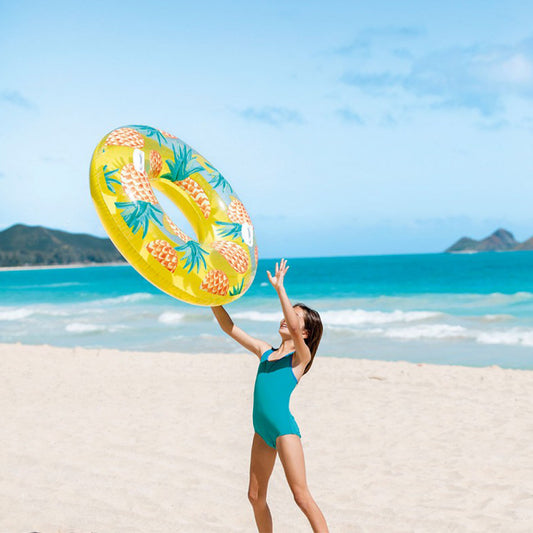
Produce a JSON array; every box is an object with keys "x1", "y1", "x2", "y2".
[{"x1": 260, "y1": 346, "x2": 275, "y2": 361}]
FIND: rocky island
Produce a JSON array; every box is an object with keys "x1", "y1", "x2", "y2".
[{"x1": 445, "y1": 228, "x2": 533, "y2": 253}]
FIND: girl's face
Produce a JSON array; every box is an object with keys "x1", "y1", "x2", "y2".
[{"x1": 279, "y1": 306, "x2": 308, "y2": 339}]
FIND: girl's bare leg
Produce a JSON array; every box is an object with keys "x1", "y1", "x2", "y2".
[
  {"x1": 276, "y1": 434, "x2": 329, "y2": 532},
  {"x1": 248, "y1": 433, "x2": 278, "y2": 532}
]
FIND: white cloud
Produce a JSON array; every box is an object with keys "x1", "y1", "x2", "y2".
[
  {"x1": 1, "y1": 90, "x2": 36, "y2": 110},
  {"x1": 341, "y1": 38, "x2": 533, "y2": 117},
  {"x1": 332, "y1": 26, "x2": 423, "y2": 55},
  {"x1": 238, "y1": 106, "x2": 304, "y2": 126},
  {"x1": 491, "y1": 53, "x2": 533, "y2": 84}
]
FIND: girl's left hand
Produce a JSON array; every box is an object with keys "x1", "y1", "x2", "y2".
[{"x1": 267, "y1": 258, "x2": 289, "y2": 291}]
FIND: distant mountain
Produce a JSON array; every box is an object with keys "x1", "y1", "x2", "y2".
[
  {"x1": 0, "y1": 224, "x2": 125, "y2": 267},
  {"x1": 513, "y1": 236, "x2": 533, "y2": 251},
  {"x1": 445, "y1": 228, "x2": 533, "y2": 253}
]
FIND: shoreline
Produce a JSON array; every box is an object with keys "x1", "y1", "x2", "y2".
[
  {"x1": 0, "y1": 261, "x2": 127, "y2": 272},
  {"x1": 3, "y1": 341, "x2": 533, "y2": 373}
]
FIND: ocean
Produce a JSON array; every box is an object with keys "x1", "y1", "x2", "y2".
[{"x1": 1, "y1": 252, "x2": 533, "y2": 369}]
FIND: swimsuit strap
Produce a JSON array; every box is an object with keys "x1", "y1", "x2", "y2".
[
  {"x1": 260, "y1": 348, "x2": 274, "y2": 362},
  {"x1": 265, "y1": 349, "x2": 295, "y2": 362}
]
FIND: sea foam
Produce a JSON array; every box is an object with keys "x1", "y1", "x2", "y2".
[
  {"x1": 232, "y1": 308, "x2": 442, "y2": 326},
  {"x1": 0, "y1": 308, "x2": 35, "y2": 321},
  {"x1": 233, "y1": 311, "x2": 282, "y2": 322},
  {"x1": 321, "y1": 309, "x2": 443, "y2": 326},
  {"x1": 476, "y1": 328, "x2": 533, "y2": 347},
  {"x1": 383, "y1": 324, "x2": 469, "y2": 340},
  {"x1": 14, "y1": 281, "x2": 83, "y2": 289},
  {"x1": 472, "y1": 291, "x2": 533, "y2": 307},
  {"x1": 158, "y1": 312, "x2": 185, "y2": 325},
  {"x1": 481, "y1": 314, "x2": 513, "y2": 322},
  {"x1": 95, "y1": 292, "x2": 154, "y2": 305},
  {"x1": 65, "y1": 323, "x2": 107, "y2": 333},
  {"x1": 65, "y1": 322, "x2": 128, "y2": 334}
]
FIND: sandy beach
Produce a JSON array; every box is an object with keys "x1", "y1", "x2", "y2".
[{"x1": 1, "y1": 343, "x2": 532, "y2": 532}]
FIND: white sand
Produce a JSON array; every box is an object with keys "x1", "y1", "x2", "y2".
[{"x1": 1, "y1": 343, "x2": 532, "y2": 532}]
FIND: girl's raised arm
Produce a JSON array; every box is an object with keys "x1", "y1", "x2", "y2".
[
  {"x1": 211, "y1": 306, "x2": 271, "y2": 359},
  {"x1": 267, "y1": 259, "x2": 312, "y2": 366}
]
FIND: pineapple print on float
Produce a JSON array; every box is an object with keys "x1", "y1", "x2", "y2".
[{"x1": 89, "y1": 125, "x2": 258, "y2": 306}]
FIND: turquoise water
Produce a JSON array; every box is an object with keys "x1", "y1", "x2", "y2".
[{"x1": 1, "y1": 252, "x2": 533, "y2": 369}]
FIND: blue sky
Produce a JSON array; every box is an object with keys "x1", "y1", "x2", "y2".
[{"x1": 1, "y1": 0, "x2": 533, "y2": 256}]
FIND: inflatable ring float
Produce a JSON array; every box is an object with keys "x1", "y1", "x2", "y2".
[{"x1": 89, "y1": 125, "x2": 258, "y2": 306}]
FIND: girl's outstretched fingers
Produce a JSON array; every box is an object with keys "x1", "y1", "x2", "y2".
[
  {"x1": 278, "y1": 259, "x2": 289, "y2": 279},
  {"x1": 267, "y1": 258, "x2": 290, "y2": 290},
  {"x1": 267, "y1": 268, "x2": 278, "y2": 289}
]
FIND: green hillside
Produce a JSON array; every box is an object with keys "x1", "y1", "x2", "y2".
[{"x1": 0, "y1": 224, "x2": 125, "y2": 267}]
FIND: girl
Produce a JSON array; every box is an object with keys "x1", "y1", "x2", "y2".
[{"x1": 211, "y1": 259, "x2": 329, "y2": 532}]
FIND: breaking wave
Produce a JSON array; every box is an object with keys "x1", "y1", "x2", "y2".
[
  {"x1": 233, "y1": 308, "x2": 443, "y2": 326},
  {"x1": 94, "y1": 293, "x2": 154, "y2": 305},
  {"x1": 65, "y1": 322, "x2": 127, "y2": 334},
  {"x1": 66, "y1": 323, "x2": 108, "y2": 333},
  {"x1": 158, "y1": 312, "x2": 185, "y2": 325},
  {"x1": 0, "y1": 308, "x2": 35, "y2": 321},
  {"x1": 383, "y1": 324, "x2": 469, "y2": 340},
  {"x1": 233, "y1": 311, "x2": 282, "y2": 322},
  {"x1": 321, "y1": 309, "x2": 443, "y2": 326},
  {"x1": 476, "y1": 328, "x2": 533, "y2": 347}
]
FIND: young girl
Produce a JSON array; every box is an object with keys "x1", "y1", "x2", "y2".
[{"x1": 211, "y1": 259, "x2": 329, "y2": 532}]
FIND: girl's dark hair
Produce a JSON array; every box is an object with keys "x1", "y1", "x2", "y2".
[{"x1": 293, "y1": 303, "x2": 323, "y2": 376}]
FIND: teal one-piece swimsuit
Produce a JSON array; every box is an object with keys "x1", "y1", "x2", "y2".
[{"x1": 253, "y1": 348, "x2": 301, "y2": 449}]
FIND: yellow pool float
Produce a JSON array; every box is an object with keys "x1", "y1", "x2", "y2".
[{"x1": 89, "y1": 125, "x2": 258, "y2": 306}]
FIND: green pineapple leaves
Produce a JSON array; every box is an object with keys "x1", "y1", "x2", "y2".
[
  {"x1": 103, "y1": 165, "x2": 121, "y2": 193},
  {"x1": 215, "y1": 221, "x2": 243, "y2": 241},
  {"x1": 130, "y1": 125, "x2": 169, "y2": 147},
  {"x1": 161, "y1": 144, "x2": 204, "y2": 183},
  {"x1": 175, "y1": 241, "x2": 209, "y2": 273},
  {"x1": 201, "y1": 160, "x2": 234, "y2": 193},
  {"x1": 229, "y1": 278, "x2": 245, "y2": 297},
  {"x1": 115, "y1": 201, "x2": 164, "y2": 238}
]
